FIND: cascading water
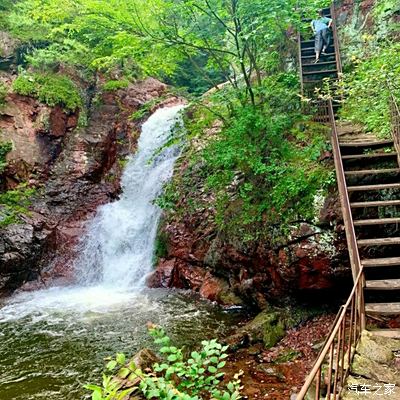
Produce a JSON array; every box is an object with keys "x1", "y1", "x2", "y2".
[
  {"x1": 0, "y1": 105, "x2": 242, "y2": 400},
  {"x1": 75, "y1": 104, "x2": 184, "y2": 288}
]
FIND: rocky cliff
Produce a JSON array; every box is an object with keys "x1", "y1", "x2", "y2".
[{"x1": 0, "y1": 34, "x2": 179, "y2": 294}]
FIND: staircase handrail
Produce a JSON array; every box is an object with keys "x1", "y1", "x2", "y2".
[
  {"x1": 296, "y1": 267, "x2": 365, "y2": 400},
  {"x1": 328, "y1": 99, "x2": 363, "y2": 282}
]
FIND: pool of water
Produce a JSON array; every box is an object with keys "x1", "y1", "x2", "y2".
[{"x1": 0, "y1": 286, "x2": 241, "y2": 399}]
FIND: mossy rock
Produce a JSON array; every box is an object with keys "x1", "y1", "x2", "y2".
[{"x1": 227, "y1": 309, "x2": 286, "y2": 349}]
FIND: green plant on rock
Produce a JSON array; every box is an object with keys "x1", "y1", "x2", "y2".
[
  {"x1": 0, "y1": 141, "x2": 12, "y2": 173},
  {"x1": 102, "y1": 79, "x2": 130, "y2": 92},
  {"x1": 0, "y1": 82, "x2": 8, "y2": 105},
  {"x1": 85, "y1": 325, "x2": 243, "y2": 400},
  {"x1": 339, "y1": 40, "x2": 400, "y2": 138},
  {"x1": 0, "y1": 184, "x2": 37, "y2": 227},
  {"x1": 12, "y1": 72, "x2": 82, "y2": 111}
]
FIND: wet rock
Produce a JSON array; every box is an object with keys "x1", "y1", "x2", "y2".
[{"x1": 146, "y1": 258, "x2": 176, "y2": 288}]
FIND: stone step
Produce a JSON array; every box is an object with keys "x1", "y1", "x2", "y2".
[{"x1": 369, "y1": 329, "x2": 400, "y2": 339}]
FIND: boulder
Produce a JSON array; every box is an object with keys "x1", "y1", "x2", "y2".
[{"x1": 226, "y1": 309, "x2": 286, "y2": 349}]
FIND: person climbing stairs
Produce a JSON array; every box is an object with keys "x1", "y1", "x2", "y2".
[{"x1": 298, "y1": 6, "x2": 341, "y2": 95}]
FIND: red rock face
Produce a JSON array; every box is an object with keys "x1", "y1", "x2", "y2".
[{"x1": 0, "y1": 76, "x2": 182, "y2": 295}]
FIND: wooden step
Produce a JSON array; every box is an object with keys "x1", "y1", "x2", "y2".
[
  {"x1": 354, "y1": 218, "x2": 400, "y2": 226},
  {"x1": 302, "y1": 46, "x2": 335, "y2": 52},
  {"x1": 348, "y1": 183, "x2": 400, "y2": 192},
  {"x1": 365, "y1": 279, "x2": 400, "y2": 290},
  {"x1": 302, "y1": 61, "x2": 337, "y2": 67},
  {"x1": 345, "y1": 168, "x2": 400, "y2": 177},
  {"x1": 302, "y1": 53, "x2": 335, "y2": 59},
  {"x1": 358, "y1": 237, "x2": 400, "y2": 246},
  {"x1": 339, "y1": 139, "x2": 394, "y2": 147},
  {"x1": 351, "y1": 200, "x2": 400, "y2": 208},
  {"x1": 362, "y1": 257, "x2": 400, "y2": 267},
  {"x1": 302, "y1": 69, "x2": 338, "y2": 76},
  {"x1": 365, "y1": 302, "x2": 400, "y2": 315},
  {"x1": 342, "y1": 152, "x2": 398, "y2": 160},
  {"x1": 370, "y1": 329, "x2": 400, "y2": 339}
]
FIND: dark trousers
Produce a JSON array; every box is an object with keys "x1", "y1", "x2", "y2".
[{"x1": 315, "y1": 28, "x2": 331, "y2": 55}]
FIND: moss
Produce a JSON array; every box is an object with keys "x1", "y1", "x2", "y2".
[
  {"x1": 261, "y1": 313, "x2": 286, "y2": 348},
  {"x1": 12, "y1": 72, "x2": 82, "y2": 111}
]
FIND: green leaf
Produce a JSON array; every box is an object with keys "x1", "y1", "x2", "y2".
[
  {"x1": 106, "y1": 360, "x2": 117, "y2": 370},
  {"x1": 167, "y1": 354, "x2": 178, "y2": 362},
  {"x1": 116, "y1": 353, "x2": 126, "y2": 364}
]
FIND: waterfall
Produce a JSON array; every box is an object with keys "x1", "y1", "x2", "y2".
[{"x1": 75, "y1": 105, "x2": 184, "y2": 288}]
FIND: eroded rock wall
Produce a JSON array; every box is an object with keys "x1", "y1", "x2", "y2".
[{"x1": 0, "y1": 66, "x2": 177, "y2": 294}]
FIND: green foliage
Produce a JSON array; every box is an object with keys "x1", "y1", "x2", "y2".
[
  {"x1": 8, "y1": 0, "x2": 182, "y2": 77},
  {"x1": 0, "y1": 141, "x2": 12, "y2": 173},
  {"x1": 0, "y1": 83, "x2": 8, "y2": 105},
  {"x1": 102, "y1": 80, "x2": 129, "y2": 92},
  {"x1": 159, "y1": 74, "x2": 332, "y2": 242},
  {"x1": 0, "y1": 0, "x2": 14, "y2": 31},
  {"x1": 12, "y1": 72, "x2": 82, "y2": 110},
  {"x1": 85, "y1": 326, "x2": 242, "y2": 400},
  {"x1": 0, "y1": 184, "x2": 36, "y2": 227},
  {"x1": 339, "y1": 40, "x2": 400, "y2": 138}
]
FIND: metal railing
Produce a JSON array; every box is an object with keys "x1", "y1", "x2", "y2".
[
  {"x1": 297, "y1": 99, "x2": 366, "y2": 399},
  {"x1": 297, "y1": 269, "x2": 365, "y2": 400},
  {"x1": 328, "y1": 99, "x2": 362, "y2": 281},
  {"x1": 389, "y1": 93, "x2": 400, "y2": 167}
]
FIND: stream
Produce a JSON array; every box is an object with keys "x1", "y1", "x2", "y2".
[{"x1": 0, "y1": 106, "x2": 241, "y2": 399}]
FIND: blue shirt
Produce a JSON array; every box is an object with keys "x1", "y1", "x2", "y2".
[{"x1": 312, "y1": 17, "x2": 332, "y2": 32}]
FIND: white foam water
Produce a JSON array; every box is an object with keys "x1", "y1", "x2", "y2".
[
  {"x1": 0, "y1": 105, "x2": 184, "y2": 320},
  {"x1": 75, "y1": 104, "x2": 185, "y2": 288}
]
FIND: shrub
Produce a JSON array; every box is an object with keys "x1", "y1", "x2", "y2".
[
  {"x1": 102, "y1": 79, "x2": 130, "y2": 92},
  {"x1": 85, "y1": 325, "x2": 242, "y2": 400},
  {"x1": 12, "y1": 72, "x2": 83, "y2": 110},
  {"x1": 158, "y1": 74, "x2": 332, "y2": 242},
  {"x1": 339, "y1": 41, "x2": 400, "y2": 138}
]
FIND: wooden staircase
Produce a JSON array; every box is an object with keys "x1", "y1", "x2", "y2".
[
  {"x1": 338, "y1": 129, "x2": 400, "y2": 322},
  {"x1": 298, "y1": 6, "x2": 342, "y2": 95}
]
